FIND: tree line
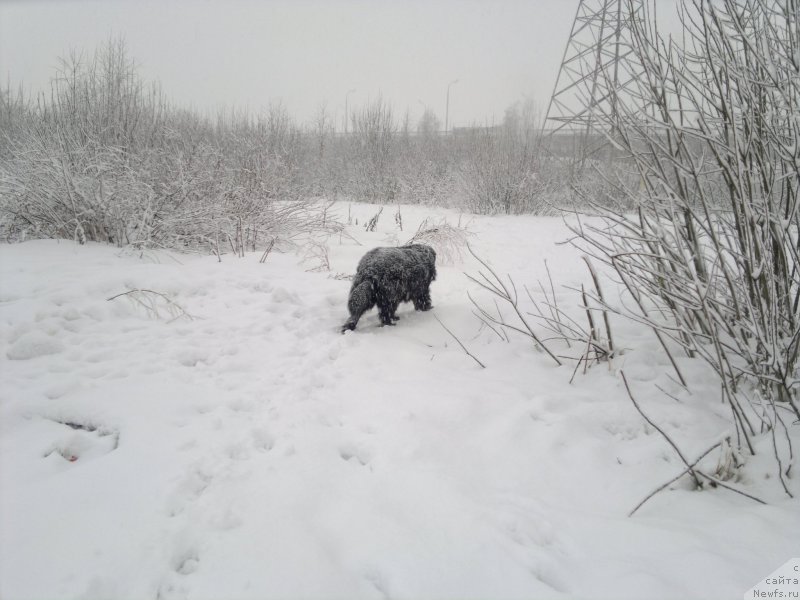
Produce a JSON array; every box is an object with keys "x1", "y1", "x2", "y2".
[{"x1": 0, "y1": 39, "x2": 568, "y2": 250}]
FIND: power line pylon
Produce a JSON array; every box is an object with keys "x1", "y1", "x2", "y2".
[{"x1": 542, "y1": 0, "x2": 648, "y2": 166}]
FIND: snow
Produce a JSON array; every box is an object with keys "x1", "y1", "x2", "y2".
[
  {"x1": 6, "y1": 330, "x2": 66, "y2": 360},
  {"x1": 1, "y1": 203, "x2": 797, "y2": 600}
]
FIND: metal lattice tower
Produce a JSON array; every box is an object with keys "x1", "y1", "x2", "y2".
[{"x1": 542, "y1": 0, "x2": 648, "y2": 162}]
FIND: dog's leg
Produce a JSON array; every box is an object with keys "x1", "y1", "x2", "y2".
[
  {"x1": 390, "y1": 300, "x2": 401, "y2": 321},
  {"x1": 376, "y1": 293, "x2": 396, "y2": 326},
  {"x1": 378, "y1": 305, "x2": 396, "y2": 326},
  {"x1": 413, "y1": 289, "x2": 433, "y2": 311}
]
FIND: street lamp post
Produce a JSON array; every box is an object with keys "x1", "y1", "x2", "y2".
[
  {"x1": 445, "y1": 79, "x2": 459, "y2": 134},
  {"x1": 344, "y1": 88, "x2": 356, "y2": 134}
]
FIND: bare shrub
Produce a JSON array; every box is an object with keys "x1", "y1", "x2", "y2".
[
  {"x1": 302, "y1": 239, "x2": 331, "y2": 272},
  {"x1": 0, "y1": 40, "x2": 596, "y2": 225},
  {"x1": 364, "y1": 206, "x2": 383, "y2": 232},
  {"x1": 466, "y1": 246, "x2": 619, "y2": 378},
  {"x1": 564, "y1": 0, "x2": 798, "y2": 492},
  {"x1": 348, "y1": 97, "x2": 398, "y2": 203},
  {"x1": 107, "y1": 288, "x2": 194, "y2": 323},
  {"x1": 466, "y1": 245, "x2": 562, "y2": 366},
  {"x1": 458, "y1": 100, "x2": 559, "y2": 215},
  {"x1": 405, "y1": 216, "x2": 473, "y2": 264},
  {"x1": 0, "y1": 39, "x2": 332, "y2": 253}
]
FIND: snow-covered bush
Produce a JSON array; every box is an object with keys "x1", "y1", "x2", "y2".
[
  {"x1": 568, "y1": 0, "x2": 799, "y2": 491},
  {"x1": 405, "y1": 216, "x2": 473, "y2": 265},
  {"x1": 346, "y1": 97, "x2": 399, "y2": 204},
  {"x1": 457, "y1": 100, "x2": 563, "y2": 215},
  {"x1": 0, "y1": 39, "x2": 622, "y2": 249},
  {"x1": 0, "y1": 40, "x2": 328, "y2": 253}
]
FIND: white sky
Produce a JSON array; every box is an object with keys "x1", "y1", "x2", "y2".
[{"x1": 0, "y1": 0, "x2": 680, "y2": 129}]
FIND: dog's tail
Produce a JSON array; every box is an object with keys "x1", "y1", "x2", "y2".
[{"x1": 342, "y1": 279, "x2": 374, "y2": 333}]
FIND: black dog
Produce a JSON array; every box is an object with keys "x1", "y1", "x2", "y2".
[{"x1": 342, "y1": 244, "x2": 436, "y2": 332}]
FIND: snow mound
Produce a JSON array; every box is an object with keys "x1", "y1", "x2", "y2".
[{"x1": 6, "y1": 331, "x2": 65, "y2": 360}]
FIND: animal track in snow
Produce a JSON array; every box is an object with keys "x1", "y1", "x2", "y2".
[
  {"x1": 363, "y1": 567, "x2": 391, "y2": 599},
  {"x1": 225, "y1": 442, "x2": 251, "y2": 461},
  {"x1": 226, "y1": 397, "x2": 255, "y2": 413},
  {"x1": 338, "y1": 443, "x2": 373, "y2": 466},
  {"x1": 250, "y1": 427, "x2": 275, "y2": 452},
  {"x1": 207, "y1": 507, "x2": 243, "y2": 531},
  {"x1": 154, "y1": 581, "x2": 189, "y2": 600},
  {"x1": 173, "y1": 550, "x2": 200, "y2": 575},
  {"x1": 174, "y1": 348, "x2": 212, "y2": 367},
  {"x1": 166, "y1": 468, "x2": 213, "y2": 517}
]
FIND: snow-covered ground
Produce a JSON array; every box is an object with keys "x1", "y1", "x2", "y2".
[{"x1": 1, "y1": 204, "x2": 797, "y2": 600}]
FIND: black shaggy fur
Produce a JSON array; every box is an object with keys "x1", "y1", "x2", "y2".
[{"x1": 342, "y1": 244, "x2": 436, "y2": 332}]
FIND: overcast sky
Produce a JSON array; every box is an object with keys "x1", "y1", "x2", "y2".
[{"x1": 0, "y1": 0, "x2": 680, "y2": 129}]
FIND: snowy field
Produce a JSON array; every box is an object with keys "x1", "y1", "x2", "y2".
[{"x1": 1, "y1": 203, "x2": 797, "y2": 600}]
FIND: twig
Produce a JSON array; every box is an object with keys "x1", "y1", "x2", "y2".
[
  {"x1": 570, "y1": 336, "x2": 592, "y2": 385},
  {"x1": 467, "y1": 243, "x2": 562, "y2": 366},
  {"x1": 364, "y1": 206, "x2": 383, "y2": 232},
  {"x1": 106, "y1": 288, "x2": 193, "y2": 322},
  {"x1": 472, "y1": 310, "x2": 507, "y2": 342},
  {"x1": 623, "y1": 372, "x2": 769, "y2": 509},
  {"x1": 582, "y1": 255, "x2": 614, "y2": 357},
  {"x1": 433, "y1": 312, "x2": 486, "y2": 369},
  {"x1": 581, "y1": 284, "x2": 597, "y2": 356},
  {"x1": 614, "y1": 259, "x2": 687, "y2": 387},
  {"x1": 621, "y1": 370, "x2": 702, "y2": 488},
  {"x1": 629, "y1": 440, "x2": 723, "y2": 516},
  {"x1": 259, "y1": 237, "x2": 276, "y2": 263},
  {"x1": 695, "y1": 472, "x2": 767, "y2": 506}
]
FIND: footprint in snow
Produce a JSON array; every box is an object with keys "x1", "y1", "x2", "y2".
[
  {"x1": 227, "y1": 397, "x2": 255, "y2": 413},
  {"x1": 165, "y1": 468, "x2": 213, "y2": 517},
  {"x1": 225, "y1": 442, "x2": 251, "y2": 461},
  {"x1": 208, "y1": 507, "x2": 243, "y2": 531},
  {"x1": 173, "y1": 550, "x2": 200, "y2": 575},
  {"x1": 155, "y1": 581, "x2": 189, "y2": 600},
  {"x1": 338, "y1": 443, "x2": 372, "y2": 466},
  {"x1": 250, "y1": 427, "x2": 275, "y2": 452},
  {"x1": 271, "y1": 287, "x2": 302, "y2": 304},
  {"x1": 363, "y1": 568, "x2": 391, "y2": 599},
  {"x1": 174, "y1": 348, "x2": 211, "y2": 367}
]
